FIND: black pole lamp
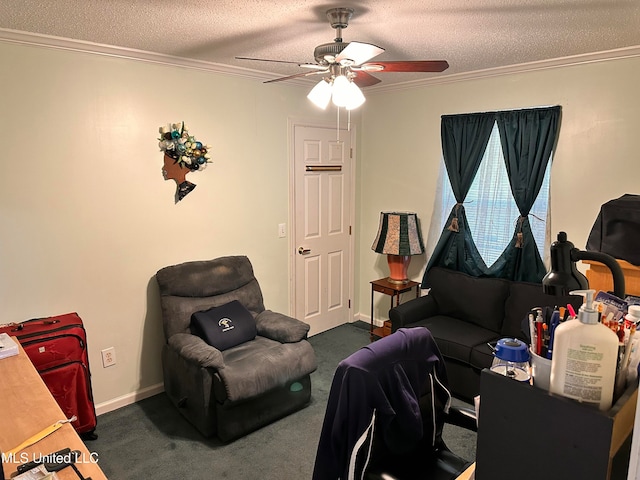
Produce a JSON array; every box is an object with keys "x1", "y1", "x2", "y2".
[{"x1": 542, "y1": 231, "x2": 626, "y2": 299}]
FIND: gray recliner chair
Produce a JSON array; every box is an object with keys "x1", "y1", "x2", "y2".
[{"x1": 156, "y1": 255, "x2": 317, "y2": 442}]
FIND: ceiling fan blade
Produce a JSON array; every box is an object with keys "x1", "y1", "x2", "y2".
[
  {"x1": 264, "y1": 70, "x2": 328, "y2": 84},
  {"x1": 361, "y1": 60, "x2": 450, "y2": 73},
  {"x1": 336, "y1": 41, "x2": 385, "y2": 66},
  {"x1": 236, "y1": 56, "x2": 320, "y2": 69},
  {"x1": 299, "y1": 64, "x2": 330, "y2": 70},
  {"x1": 351, "y1": 71, "x2": 382, "y2": 88}
]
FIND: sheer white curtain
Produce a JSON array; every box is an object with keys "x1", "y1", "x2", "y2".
[{"x1": 426, "y1": 124, "x2": 552, "y2": 268}]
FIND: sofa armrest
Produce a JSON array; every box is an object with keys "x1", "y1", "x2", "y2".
[
  {"x1": 255, "y1": 310, "x2": 310, "y2": 343},
  {"x1": 389, "y1": 294, "x2": 440, "y2": 331},
  {"x1": 167, "y1": 332, "x2": 225, "y2": 369}
]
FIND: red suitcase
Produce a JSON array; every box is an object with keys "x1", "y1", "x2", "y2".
[{"x1": 0, "y1": 312, "x2": 98, "y2": 439}]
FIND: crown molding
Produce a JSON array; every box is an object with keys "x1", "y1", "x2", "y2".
[
  {"x1": 2, "y1": 28, "x2": 640, "y2": 92},
  {"x1": 0, "y1": 28, "x2": 312, "y2": 87}
]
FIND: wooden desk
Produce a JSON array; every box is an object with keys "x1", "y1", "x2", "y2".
[{"x1": 0, "y1": 344, "x2": 107, "y2": 480}]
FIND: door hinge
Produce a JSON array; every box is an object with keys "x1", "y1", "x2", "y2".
[
  {"x1": 350, "y1": 147, "x2": 353, "y2": 159},
  {"x1": 348, "y1": 299, "x2": 351, "y2": 309},
  {"x1": 349, "y1": 225, "x2": 352, "y2": 235}
]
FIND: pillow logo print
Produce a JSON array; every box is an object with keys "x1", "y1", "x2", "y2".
[{"x1": 218, "y1": 318, "x2": 235, "y2": 332}]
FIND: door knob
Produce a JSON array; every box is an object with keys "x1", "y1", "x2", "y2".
[{"x1": 298, "y1": 247, "x2": 311, "y2": 255}]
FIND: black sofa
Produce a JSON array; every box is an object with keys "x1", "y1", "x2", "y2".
[{"x1": 389, "y1": 266, "x2": 581, "y2": 401}]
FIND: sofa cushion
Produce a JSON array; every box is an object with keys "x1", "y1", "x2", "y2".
[
  {"x1": 191, "y1": 300, "x2": 257, "y2": 351},
  {"x1": 428, "y1": 267, "x2": 510, "y2": 332},
  {"x1": 469, "y1": 342, "x2": 497, "y2": 371},
  {"x1": 503, "y1": 282, "x2": 583, "y2": 339},
  {"x1": 214, "y1": 336, "x2": 317, "y2": 402},
  {"x1": 408, "y1": 317, "x2": 499, "y2": 365}
]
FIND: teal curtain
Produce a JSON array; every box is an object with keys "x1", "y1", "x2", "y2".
[
  {"x1": 488, "y1": 106, "x2": 561, "y2": 282},
  {"x1": 422, "y1": 113, "x2": 495, "y2": 287}
]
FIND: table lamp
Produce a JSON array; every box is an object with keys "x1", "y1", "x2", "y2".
[
  {"x1": 542, "y1": 231, "x2": 626, "y2": 298},
  {"x1": 371, "y1": 212, "x2": 425, "y2": 284}
]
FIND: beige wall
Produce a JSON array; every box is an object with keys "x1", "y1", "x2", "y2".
[
  {"x1": 0, "y1": 41, "x2": 337, "y2": 408},
  {"x1": 2, "y1": 38, "x2": 640, "y2": 411},
  {"x1": 360, "y1": 57, "x2": 640, "y2": 319}
]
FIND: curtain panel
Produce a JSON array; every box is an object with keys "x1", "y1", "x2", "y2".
[
  {"x1": 422, "y1": 106, "x2": 561, "y2": 287},
  {"x1": 422, "y1": 113, "x2": 495, "y2": 287},
  {"x1": 489, "y1": 106, "x2": 561, "y2": 282}
]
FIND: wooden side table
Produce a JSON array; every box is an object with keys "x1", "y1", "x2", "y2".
[{"x1": 370, "y1": 278, "x2": 420, "y2": 341}]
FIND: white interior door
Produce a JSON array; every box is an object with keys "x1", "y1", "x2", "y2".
[{"x1": 292, "y1": 123, "x2": 353, "y2": 336}]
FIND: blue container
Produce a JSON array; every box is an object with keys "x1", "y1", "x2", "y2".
[
  {"x1": 494, "y1": 338, "x2": 530, "y2": 362},
  {"x1": 491, "y1": 338, "x2": 530, "y2": 381}
]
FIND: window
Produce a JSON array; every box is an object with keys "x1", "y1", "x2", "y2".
[{"x1": 434, "y1": 123, "x2": 551, "y2": 267}]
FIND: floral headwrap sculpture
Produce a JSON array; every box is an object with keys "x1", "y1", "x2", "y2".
[{"x1": 158, "y1": 122, "x2": 212, "y2": 202}]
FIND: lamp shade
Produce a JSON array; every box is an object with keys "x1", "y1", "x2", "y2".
[
  {"x1": 542, "y1": 231, "x2": 626, "y2": 298},
  {"x1": 344, "y1": 81, "x2": 365, "y2": 110},
  {"x1": 542, "y1": 232, "x2": 588, "y2": 296},
  {"x1": 372, "y1": 212, "x2": 425, "y2": 256},
  {"x1": 307, "y1": 79, "x2": 332, "y2": 110},
  {"x1": 307, "y1": 74, "x2": 367, "y2": 110},
  {"x1": 331, "y1": 75, "x2": 352, "y2": 108}
]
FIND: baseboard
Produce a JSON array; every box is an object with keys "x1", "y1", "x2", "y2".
[
  {"x1": 95, "y1": 382, "x2": 165, "y2": 416},
  {"x1": 354, "y1": 312, "x2": 382, "y2": 327}
]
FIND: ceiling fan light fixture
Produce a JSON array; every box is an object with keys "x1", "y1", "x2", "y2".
[
  {"x1": 331, "y1": 75, "x2": 352, "y2": 107},
  {"x1": 345, "y1": 81, "x2": 365, "y2": 110},
  {"x1": 307, "y1": 79, "x2": 332, "y2": 109}
]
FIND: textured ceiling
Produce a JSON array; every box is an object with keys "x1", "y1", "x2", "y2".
[{"x1": 2, "y1": 0, "x2": 640, "y2": 88}]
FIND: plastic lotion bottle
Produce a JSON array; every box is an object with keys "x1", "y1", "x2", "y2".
[
  {"x1": 624, "y1": 306, "x2": 640, "y2": 383},
  {"x1": 549, "y1": 289, "x2": 619, "y2": 411}
]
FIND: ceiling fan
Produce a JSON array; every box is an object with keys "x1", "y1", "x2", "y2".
[{"x1": 236, "y1": 7, "x2": 449, "y2": 109}]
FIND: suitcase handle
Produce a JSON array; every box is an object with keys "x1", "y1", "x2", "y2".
[{"x1": 12, "y1": 319, "x2": 61, "y2": 332}]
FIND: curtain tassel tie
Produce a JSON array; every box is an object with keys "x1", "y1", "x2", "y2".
[
  {"x1": 515, "y1": 216, "x2": 525, "y2": 248},
  {"x1": 447, "y1": 204, "x2": 461, "y2": 232},
  {"x1": 515, "y1": 232, "x2": 524, "y2": 248}
]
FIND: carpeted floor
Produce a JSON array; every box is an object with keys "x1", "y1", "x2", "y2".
[{"x1": 85, "y1": 322, "x2": 477, "y2": 479}]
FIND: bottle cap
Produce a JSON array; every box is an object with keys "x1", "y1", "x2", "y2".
[
  {"x1": 627, "y1": 305, "x2": 640, "y2": 322},
  {"x1": 494, "y1": 338, "x2": 530, "y2": 362}
]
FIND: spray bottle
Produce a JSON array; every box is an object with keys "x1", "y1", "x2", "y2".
[{"x1": 549, "y1": 289, "x2": 619, "y2": 410}]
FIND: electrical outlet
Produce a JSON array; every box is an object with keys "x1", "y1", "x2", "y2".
[{"x1": 101, "y1": 347, "x2": 116, "y2": 368}]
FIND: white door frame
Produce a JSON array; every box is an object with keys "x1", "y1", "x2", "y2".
[{"x1": 287, "y1": 117, "x2": 357, "y2": 326}]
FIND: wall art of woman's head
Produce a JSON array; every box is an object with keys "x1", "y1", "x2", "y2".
[{"x1": 158, "y1": 122, "x2": 212, "y2": 202}]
